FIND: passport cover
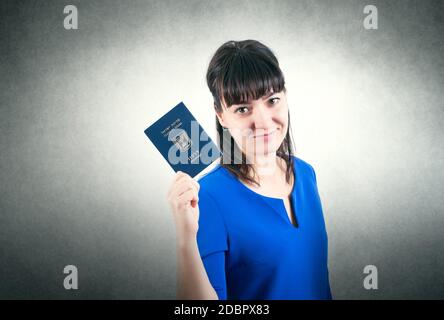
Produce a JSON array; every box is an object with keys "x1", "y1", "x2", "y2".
[{"x1": 144, "y1": 102, "x2": 221, "y2": 178}]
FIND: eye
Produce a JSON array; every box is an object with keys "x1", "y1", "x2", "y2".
[
  {"x1": 235, "y1": 106, "x2": 250, "y2": 114},
  {"x1": 269, "y1": 97, "x2": 280, "y2": 105}
]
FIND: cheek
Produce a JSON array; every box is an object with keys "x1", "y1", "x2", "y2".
[
  {"x1": 275, "y1": 109, "x2": 288, "y2": 130},
  {"x1": 229, "y1": 119, "x2": 252, "y2": 135},
  {"x1": 228, "y1": 125, "x2": 252, "y2": 146}
]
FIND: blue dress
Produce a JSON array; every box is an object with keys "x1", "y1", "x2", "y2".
[{"x1": 196, "y1": 156, "x2": 332, "y2": 300}]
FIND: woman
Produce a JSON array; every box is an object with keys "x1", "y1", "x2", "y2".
[{"x1": 167, "y1": 40, "x2": 332, "y2": 300}]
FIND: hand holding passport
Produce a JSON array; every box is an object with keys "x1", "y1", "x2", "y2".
[{"x1": 144, "y1": 102, "x2": 221, "y2": 178}]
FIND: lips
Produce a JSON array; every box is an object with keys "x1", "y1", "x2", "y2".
[{"x1": 253, "y1": 129, "x2": 277, "y2": 138}]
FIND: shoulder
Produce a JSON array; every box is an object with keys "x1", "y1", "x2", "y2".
[
  {"x1": 292, "y1": 155, "x2": 317, "y2": 183},
  {"x1": 197, "y1": 156, "x2": 317, "y2": 182},
  {"x1": 196, "y1": 156, "x2": 318, "y2": 193},
  {"x1": 293, "y1": 155, "x2": 315, "y2": 171},
  {"x1": 197, "y1": 164, "x2": 227, "y2": 188},
  {"x1": 196, "y1": 164, "x2": 233, "y2": 202}
]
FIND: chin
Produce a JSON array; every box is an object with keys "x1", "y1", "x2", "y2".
[{"x1": 250, "y1": 144, "x2": 279, "y2": 157}]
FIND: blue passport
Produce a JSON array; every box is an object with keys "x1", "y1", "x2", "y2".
[{"x1": 144, "y1": 102, "x2": 221, "y2": 178}]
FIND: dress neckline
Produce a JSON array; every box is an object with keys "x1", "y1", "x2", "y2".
[
  {"x1": 218, "y1": 157, "x2": 301, "y2": 229},
  {"x1": 220, "y1": 157, "x2": 297, "y2": 202}
]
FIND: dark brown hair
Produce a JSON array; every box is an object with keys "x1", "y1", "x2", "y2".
[{"x1": 206, "y1": 40, "x2": 295, "y2": 187}]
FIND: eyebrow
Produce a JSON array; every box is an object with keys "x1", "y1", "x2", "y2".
[
  {"x1": 230, "y1": 91, "x2": 277, "y2": 108},
  {"x1": 263, "y1": 91, "x2": 276, "y2": 100}
]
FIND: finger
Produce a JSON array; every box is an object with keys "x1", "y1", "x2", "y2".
[
  {"x1": 183, "y1": 176, "x2": 200, "y2": 193},
  {"x1": 175, "y1": 179, "x2": 199, "y2": 197},
  {"x1": 174, "y1": 171, "x2": 192, "y2": 183},
  {"x1": 191, "y1": 178, "x2": 200, "y2": 191},
  {"x1": 183, "y1": 173, "x2": 200, "y2": 191},
  {"x1": 174, "y1": 173, "x2": 200, "y2": 196},
  {"x1": 169, "y1": 172, "x2": 199, "y2": 200},
  {"x1": 177, "y1": 188, "x2": 198, "y2": 207},
  {"x1": 169, "y1": 172, "x2": 189, "y2": 197}
]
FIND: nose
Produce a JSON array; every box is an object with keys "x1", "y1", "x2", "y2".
[{"x1": 251, "y1": 103, "x2": 273, "y2": 133}]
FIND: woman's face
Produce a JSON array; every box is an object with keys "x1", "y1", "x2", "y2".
[{"x1": 216, "y1": 89, "x2": 288, "y2": 159}]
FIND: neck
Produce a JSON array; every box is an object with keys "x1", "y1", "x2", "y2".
[{"x1": 247, "y1": 152, "x2": 282, "y2": 181}]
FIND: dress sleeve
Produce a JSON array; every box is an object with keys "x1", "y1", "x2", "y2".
[
  {"x1": 309, "y1": 163, "x2": 323, "y2": 204},
  {"x1": 309, "y1": 162, "x2": 318, "y2": 185},
  {"x1": 309, "y1": 164, "x2": 333, "y2": 300},
  {"x1": 326, "y1": 268, "x2": 333, "y2": 300},
  {"x1": 196, "y1": 188, "x2": 229, "y2": 299},
  {"x1": 201, "y1": 251, "x2": 227, "y2": 300}
]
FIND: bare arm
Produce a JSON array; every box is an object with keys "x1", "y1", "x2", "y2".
[
  {"x1": 176, "y1": 237, "x2": 218, "y2": 300},
  {"x1": 168, "y1": 171, "x2": 218, "y2": 300}
]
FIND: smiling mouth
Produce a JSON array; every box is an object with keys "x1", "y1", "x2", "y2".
[{"x1": 253, "y1": 129, "x2": 277, "y2": 138}]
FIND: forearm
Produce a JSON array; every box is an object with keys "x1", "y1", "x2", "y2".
[{"x1": 176, "y1": 237, "x2": 219, "y2": 300}]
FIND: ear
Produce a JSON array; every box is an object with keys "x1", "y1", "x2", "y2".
[{"x1": 215, "y1": 106, "x2": 227, "y2": 128}]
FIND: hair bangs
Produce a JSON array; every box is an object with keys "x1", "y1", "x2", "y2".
[{"x1": 217, "y1": 53, "x2": 285, "y2": 108}]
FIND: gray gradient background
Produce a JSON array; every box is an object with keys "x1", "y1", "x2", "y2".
[{"x1": 1, "y1": 0, "x2": 443, "y2": 299}]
